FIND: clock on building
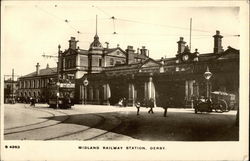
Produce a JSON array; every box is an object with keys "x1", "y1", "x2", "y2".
[{"x1": 182, "y1": 55, "x2": 189, "y2": 61}]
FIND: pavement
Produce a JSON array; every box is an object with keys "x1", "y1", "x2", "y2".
[{"x1": 4, "y1": 103, "x2": 238, "y2": 141}]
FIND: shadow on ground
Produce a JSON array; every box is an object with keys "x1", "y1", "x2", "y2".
[{"x1": 41, "y1": 110, "x2": 239, "y2": 141}]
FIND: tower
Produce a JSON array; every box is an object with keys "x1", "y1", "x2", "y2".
[
  {"x1": 88, "y1": 15, "x2": 104, "y2": 73},
  {"x1": 213, "y1": 30, "x2": 224, "y2": 54}
]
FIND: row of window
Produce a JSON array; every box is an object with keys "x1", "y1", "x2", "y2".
[
  {"x1": 63, "y1": 58, "x2": 76, "y2": 69},
  {"x1": 20, "y1": 91, "x2": 41, "y2": 97},
  {"x1": 109, "y1": 58, "x2": 126, "y2": 66},
  {"x1": 20, "y1": 79, "x2": 50, "y2": 89}
]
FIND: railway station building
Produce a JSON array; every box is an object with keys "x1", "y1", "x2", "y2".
[
  {"x1": 75, "y1": 30, "x2": 239, "y2": 107},
  {"x1": 17, "y1": 30, "x2": 239, "y2": 108}
]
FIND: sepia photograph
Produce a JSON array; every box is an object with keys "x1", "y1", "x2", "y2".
[{"x1": 1, "y1": 1, "x2": 248, "y2": 160}]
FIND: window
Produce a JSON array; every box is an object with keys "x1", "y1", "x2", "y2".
[
  {"x1": 99, "y1": 59, "x2": 102, "y2": 67},
  {"x1": 110, "y1": 58, "x2": 114, "y2": 65},
  {"x1": 68, "y1": 60, "x2": 71, "y2": 68},
  {"x1": 115, "y1": 61, "x2": 121, "y2": 65}
]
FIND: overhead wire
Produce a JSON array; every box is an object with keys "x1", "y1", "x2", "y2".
[
  {"x1": 116, "y1": 18, "x2": 213, "y2": 34},
  {"x1": 34, "y1": 5, "x2": 81, "y2": 36},
  {"x1": 34, "y1": 4, "x2": 240, "y2": 46},
  {"x1": 91, "y1": 5, "x2": 112, "y2": 18}
]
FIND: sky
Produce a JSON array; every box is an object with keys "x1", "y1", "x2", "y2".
[{"x1": 2, "y1": 1, "x2": 240, "y2": 78}]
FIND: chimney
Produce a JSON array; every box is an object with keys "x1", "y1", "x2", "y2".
[
  {"x1": 69, "y1": 37, "x2": 78, "y2": 50},
  {"x1": 126, "y1": 45, "x2": 135, "y2": 64},
  {"x1": 137, "y1": 48, "x2": 140, "y2": 54},
  {"x1": 177, "y1": 37, "x2": 186, "y2": 54},
  {"x1": 46, "y1": 63, "x2": 50, "y2": 69},
  {"x1": 105, "y1": 42, "x2": 109, "y2": 48},
  {"x1": 36, "y1": 63, "x2": 40, "y2": 75},
  {"x1": 213, "y1": 30, "x2": 224, "y2": 54},
  {"x1": 140, "y1": 46, "x2": 148, "y2": 56}
]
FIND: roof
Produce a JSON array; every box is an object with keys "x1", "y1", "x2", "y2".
[
  {"x1": 89, "y1": 34, "x2": 103, "y2": 49},
  {"x1": 21, "y1": 67, "x2": 57, "y2": 78},
  {"x1": 78, "y1": 49, "x2": 88, "y2": 54},
  {"x1": 104, "y1": 47, "x2": 126, "y2": 56},
  {"x1": 158, "y1": 46, "x2": 239, "y2": 65}
]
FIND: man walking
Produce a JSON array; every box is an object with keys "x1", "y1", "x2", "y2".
[
  {"x1": 148, "y1": 98, "x2": 154, "y2": 114},
  {"x1": 163, "y1": 97, "x2": 173, "y2": 117},
  {"x1": 135, "y1": 100, "x2": 141, "y2": 115}
]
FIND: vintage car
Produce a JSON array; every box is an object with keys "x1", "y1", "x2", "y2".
[{"x1": 194, "y1": 91, "x2": 237, "y2": 114}]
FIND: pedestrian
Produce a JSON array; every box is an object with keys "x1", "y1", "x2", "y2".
[
  {"x1": 135, "y1": 100, "x2": 141, "y2": 115},
  {"x1": 148, "y1": 98, "x2": 154, "y2": 114},
  {"x1": 163, "y1": 99, "x2": 168, "y2": 117},
  {"x1": 123, "y1": 97, "x2": 127, "y2": 107},
  {"x1": 163, "y1": 97, "x2": 173, "y2": 117},
  {"x1": 30, "y1": 97, "x2": 35, "y2": 107},
  {"x1": 118, "y1": 98, "x2": 123, "y2": 107},
  {"x1": 30, "y1": 97, "x2": 33, "y2": 106}
]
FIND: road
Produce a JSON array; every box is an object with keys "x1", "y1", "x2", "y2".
[{"x1": 4, "y1": 103, "x2": 239, "y2": 141}]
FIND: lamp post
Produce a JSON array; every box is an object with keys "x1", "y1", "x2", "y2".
[
  {"x1": 83, "y1": 78, "x2": 89, "y2": 104},
  {"x1": 203, "y1": 66, "x2": 212, "y2": 98}
]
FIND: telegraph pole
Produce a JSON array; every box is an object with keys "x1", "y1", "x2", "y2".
[
  {"x1": 12, "y1": 69, "x2": 14, "y2": 102},
  {"x1": 4, "y1": 69, "x2": 19, "y2": 103},
  {"x1": 189, "y1": 18, "x2": 192, "y2": 51},
  {"x1": 56, "y1": 45, "x2": 61, "y2": 109}
]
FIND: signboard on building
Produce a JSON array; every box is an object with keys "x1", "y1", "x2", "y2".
[{"x1": 59, "y1": 83, "x2": 75, "y2": 88}]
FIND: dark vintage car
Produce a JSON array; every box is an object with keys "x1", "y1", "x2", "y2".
[{"x1": 194, "y1": 91, "x2": 237, "y2": 114}]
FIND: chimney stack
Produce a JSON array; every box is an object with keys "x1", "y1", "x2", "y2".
[
  {"x1": 105, "y1": 42, "x2": 109, "y2": 48},
  {"x1": 36, "y1": 63, "x2": 40, "y2": 75},
  {"x1": 140, "y1": 46, "x2": 148, "y2": 56},
  {"x1": 126, "y1": 45, "x2": 135, "y2": 64},
  {"x1": 213, "y1": 30, "x2": 224, "y2": 54},
  {"x1": 46, "y1": 63, "x2": 49, "y2": 69},
  {"x1": 177, "y1": 37, "x2": 186, "y2": 54},
  {"x1": 69, "y1": 37, "x2": 78, "y2": 50}
]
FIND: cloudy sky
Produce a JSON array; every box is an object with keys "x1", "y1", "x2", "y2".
[{"x1": 2, "y1": 1, "x2": 240, "y2": 77}]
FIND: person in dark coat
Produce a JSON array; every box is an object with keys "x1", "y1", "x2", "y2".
[
  {"x1": 135, "y1": 100, "x2": 141, "y2": 115},
  {"x1": 163, "y1": 98, "x2": 169, "y2": 117},
  {"x1": 30, "y1": 97, "x2": 36, "y2": 107},
  {"x1": 123, "y1": 97, "x2": 127, "y2": 107},
  {"x1": 163, "y1": 97, "x2": 173, "y2": 117},
  {"x1": 148, "y1": 98, "x2": 154, "y2": 114}
]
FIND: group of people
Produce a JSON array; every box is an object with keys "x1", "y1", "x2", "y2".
[
  {"x1": 135, "y1": 97, "x2": 173, "y2": 117},
  {"x1": 118, "y1": 97, "x2": 127, "y2": 107}
]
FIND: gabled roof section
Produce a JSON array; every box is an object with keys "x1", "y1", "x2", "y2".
[
  {"x1": 139, "y1": 58, "x2": 162, "y2": 68},
  {"x1": 62, "y1": 48, "x2": 89, "y2": 56},
  {"x1": 21, "y1": 67, "x2": 57, "y2": 78},
  {"x1": 104, "y1": 47, "x2": 126, "y2": 57},
  {"x1": 217, "y1": 46, "x2": 239, "y2": 60}
]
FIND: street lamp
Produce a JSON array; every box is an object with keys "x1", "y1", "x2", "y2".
[
  {"x1": 203, "y1": 66, "x2": 212, "y2": 98},
  {"x1": 83, "y1": 78, "x2": 89, "y2": 104}
]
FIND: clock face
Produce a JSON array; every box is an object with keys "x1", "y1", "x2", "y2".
[{"x1": 183, "y1": 55, "x2": 189, "y2": 61}]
